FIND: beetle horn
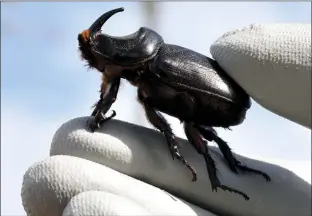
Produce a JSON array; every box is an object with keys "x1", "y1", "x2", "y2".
[{"x1": 89, "y1": 7, "x2": 124, "y2": 36}]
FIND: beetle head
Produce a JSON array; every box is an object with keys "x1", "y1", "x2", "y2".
[{"x1": 78, "y1": 7, "x2": 124, "y2": 74}]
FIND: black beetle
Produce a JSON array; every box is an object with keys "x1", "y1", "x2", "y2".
[{"x1": 77, "y1": 7, "x2": 271, "y2": 200}]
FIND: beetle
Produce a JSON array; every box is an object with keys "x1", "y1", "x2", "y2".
[{"x1": 77, "y1": 7, "x2": 271, "y2": 200}]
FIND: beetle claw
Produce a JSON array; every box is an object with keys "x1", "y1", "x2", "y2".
[
  {"x1": 89, "y1": 110, "x2": 116, "y2": 132},
  {"x1": 219, "y1": 184, "x2": 250, "y2": 200},
  {"x1": 202, "y1": 151, "x2": 250, "y2": 200}
]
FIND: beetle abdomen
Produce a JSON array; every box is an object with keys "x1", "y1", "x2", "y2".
[
  {"x1": 138, "y1": 76, "x2": 248, "y2": 127},
  {"x1": 195, "y1": 92, "x2": 249, "y2": 126},
  {"x1": 150, "y1": 44, "x2": 251, "y2": 109}
]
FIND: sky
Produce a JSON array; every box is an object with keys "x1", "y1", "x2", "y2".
[{"x1": 1, "y1": 2, "x2": 311, "y2": 215}]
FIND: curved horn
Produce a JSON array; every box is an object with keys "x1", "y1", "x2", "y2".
[{"x1": 89, "y1": 7, "x2": 124, "y2": 35}]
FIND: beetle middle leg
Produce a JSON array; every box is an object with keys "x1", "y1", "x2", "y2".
[
  {"x1": 137, "y1": 80, "x2": 199, "y2": 180},
  {"x1": 141, "y1": 103, "x2": 197, "y2": 181},
  {"x1": 184, "y1": 122, "x2": 250, "y2": 200},
  {"x1": 196, "y1": 125, "x2": 271, "y2": 182}
]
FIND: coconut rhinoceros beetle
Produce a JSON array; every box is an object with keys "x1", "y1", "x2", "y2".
[{"x1": 77, "y1": 7, "x2": 271, "y2": 200}]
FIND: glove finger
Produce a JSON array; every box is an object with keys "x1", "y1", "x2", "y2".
[
  {"x1": 21, "y1": 155, "x2": 215, "y2": 216},
  {"x1": 210, "y1": 23, "x2": 311, "y2": 129},
  {"x1": 62, "y1": 191, "x2": 153, "y2": 216},
  {"x1": 49, "y1": 117, "x2": 311, "y2": 216}
]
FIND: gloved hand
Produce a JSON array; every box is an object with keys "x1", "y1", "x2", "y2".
[{"x1": 21, "y1": 23, "x2": 311, "y2": 216}]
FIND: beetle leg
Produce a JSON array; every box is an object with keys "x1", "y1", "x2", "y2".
[
  {"x1": 196, "y1": 125, "x2": 271, "y2": 182},
  {"x1": 184, "y1": 122, "x2": 249, "y2": 200},
  {"x1": 89, "y1": 77, "x2": 121, "y2": 132},
  {"x1": 141, "y1": 103, "x2": 197, "y2": 181}
]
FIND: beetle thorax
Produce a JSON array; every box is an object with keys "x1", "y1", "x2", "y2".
[{"x1": 121, "y1": 68, "x2": 145, "y2": 87}]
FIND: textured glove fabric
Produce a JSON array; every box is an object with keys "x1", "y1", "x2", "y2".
[
  {"x1": 21, "y1": 117, "x2": 311, "y2": 216},
  {"x1": 210, "y1": 23, "x2": 311, "y2": 129}
]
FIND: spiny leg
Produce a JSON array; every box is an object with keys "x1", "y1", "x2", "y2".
[
  {"x1": 184, "y1": 122, "x2": 249, "y2": 200},
  {"x1": 90, "y1": 76, "x2": 121, "y2": 132},
  {"x1": 141, "y1": 103, "x2": 197, "y2": 181},
  {"x1": 91, "y1": 74, "x2": 120, "y2": 116},
  {"x1": 196, "y1": 125, "x2": 271, "y2": 182}
]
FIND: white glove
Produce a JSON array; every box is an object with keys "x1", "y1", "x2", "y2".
[{"x1": 21, "y1": 23, "x2": 311, "y2": 216}]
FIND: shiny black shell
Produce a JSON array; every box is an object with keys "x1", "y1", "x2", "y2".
[
  {"x1": 93, "y1": 27, "x2": 164, "y2": 66},
  {"x1": 149, "y1": 44, "x2": 251, "y2": 109}
]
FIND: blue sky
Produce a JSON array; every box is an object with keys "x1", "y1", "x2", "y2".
[{"x1": 1, "y1": 2, "x2": 311, "y2": 215}]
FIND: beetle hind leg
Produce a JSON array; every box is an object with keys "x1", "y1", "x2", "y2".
[
  {"x1": 196, "y1": 125, "x2": 271, "y2": 182},
  {"x1": 184, "y1": 122, "x2": 249, "y2": 200}
]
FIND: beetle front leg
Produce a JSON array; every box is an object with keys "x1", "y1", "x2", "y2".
[
  {"x1": 196, "y1": 125, "x2": 271, "y2": 182},
  {"x1": 89, "y1": 76, "x2": 120, "y2": 132},
  {"x1": 184, "y1": 122, "x2": 250, "y2": 200},
  {"x1": 141, "y1": 103, "x2": 197, "y2": 181}
]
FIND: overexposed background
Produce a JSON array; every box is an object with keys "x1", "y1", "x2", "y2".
[{"x1": 1, "y1": 2, "x2": 311, "y2": 215}]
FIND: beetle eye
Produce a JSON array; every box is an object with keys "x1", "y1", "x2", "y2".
[{"x1": 78, "y1": 34, "x2": 98, "y2": 69}]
